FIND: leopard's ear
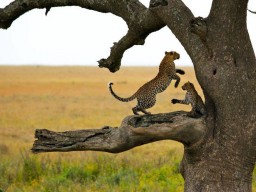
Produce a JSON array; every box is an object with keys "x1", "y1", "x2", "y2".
[{"x1": 165, "y1": 51, "x2": 168, "y2": 55}]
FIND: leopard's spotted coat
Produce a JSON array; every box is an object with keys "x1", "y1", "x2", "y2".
[
  {"x1": 171, "y1": 81, "x2": 206, "y2": 118},
  {"x1": 109, "y1": 51, "x2": 184, "y2": 115}
]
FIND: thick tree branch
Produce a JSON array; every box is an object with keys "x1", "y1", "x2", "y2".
[
  {"x1": 149, "y1": 0, "x2": 209, "y2": 65},
  {"x1": 98, "y1": 21, "x2": 163, "y2": 72},
  {"x1": 32, "y1": 111, "x2": 206, "y2": 153},
  {"x1": 209, "y1": 0, "x2": 248, "y2": 22},
  {"x1": 0, "y1": 0, "x2": 165, "y2": 72},
  {"x1": 0, "y1": 0, "x2": 133, "y2": 29},
  {"x1": 98, "y1": 30, "x2": 144, "y2": 72},
  {"x1": 97, "y1": 7, "x2": 165, "y2": 72}
]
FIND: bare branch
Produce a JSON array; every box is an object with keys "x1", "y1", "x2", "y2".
[
  {"x1": 97, "y1": 7, "x2": 165, "y2": 72},
  {"x1": 0, "y1": 0, "x2": 131, "y2": 29},
  {"x1": 98, "y1": 23, "x2": 163, "y2": 72},
  {"x1": 0, "y1": 0, "x2": 165, "y2": 72},
  {"x1": 32, "y1": 111, "x2": 206, "y2": 153},
  {"x1": 149, "y1": 0, "x2": 209, "y2": 64},
  {"x1": 98, "y1": 30, "x2": 143, "y2": 72}
]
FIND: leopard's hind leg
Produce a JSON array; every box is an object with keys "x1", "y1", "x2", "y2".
[
  {"x1": 173, "y1": 74, "x2": 181, "y2": 88},
  {"x1": 132, "y1": 106, "x2": 151, "y2": 115},
  {"x1": 132, "y1": 96, "x2": 156, "y2": 115},
  {"x1": 132, "y1": 107, "x2": 140, "y2": 115},
  {"x1": 140, "y1": 108, "x2": 151, "y2": 115}
]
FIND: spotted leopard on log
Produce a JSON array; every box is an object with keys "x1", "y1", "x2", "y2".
[
  {"x1": 109, "y1": 51, "x2": 185, "y2": 115},
  {"x1": 171, "y1": 82, "x2": 206, "y2": 118}
]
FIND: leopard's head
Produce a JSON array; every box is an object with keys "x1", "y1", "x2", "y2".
[
  {"x1": 165, "y1": 51, "x2": 180, "y2": 61},
  {"x1": 182, "y1": 81, "x2": 194, "y2": 91}
]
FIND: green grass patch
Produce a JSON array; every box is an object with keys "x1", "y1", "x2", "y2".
[{"x1": 0, "y1": 151, "x2": 185, "y2": 192}]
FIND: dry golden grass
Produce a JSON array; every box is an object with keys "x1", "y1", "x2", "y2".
[
  {"x1": 0, "y1": 66, "x2": 199, "y2": 191},
  {"x1": 0, "y1": 66, "x2": 255, "y2": 192},
  {"x1": 0, "y1": 66, "x2": 200, "y2": 155}
]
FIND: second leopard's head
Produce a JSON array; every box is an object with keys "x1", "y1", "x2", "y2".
[
  {"x1": 164, "y1": 51, "x2": 180, "y2": 61},
  {"x1": 182, "y1": 81, "x2": 195, "y2": 91}
]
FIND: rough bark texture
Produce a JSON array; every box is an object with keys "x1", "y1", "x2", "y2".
[
  {"x1": 1, "y1": 0, "x2": 255, "y2": 191},
  {"x1": 32, "y1": 111, "x2": 206, "y2": 153},
  {"x1": 149, "y1": 0, "x2": 256, "y2": 191}
]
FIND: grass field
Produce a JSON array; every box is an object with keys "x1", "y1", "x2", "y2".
[{"x1": 0, "y1": 66, "x2": 255, "y2": 191}]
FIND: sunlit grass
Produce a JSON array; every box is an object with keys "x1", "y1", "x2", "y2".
[
  {"x1": 0, "y1": 66, "x2": 254, "y2": 191},
  {"x1": 0, "y1": 66, "x2": 197, "y2": 148}
]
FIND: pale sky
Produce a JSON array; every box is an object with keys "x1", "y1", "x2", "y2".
[{"x1": 0, "y1": 0, "x2": 255, "y2": 66}]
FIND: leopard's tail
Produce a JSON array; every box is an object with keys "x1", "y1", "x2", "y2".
[
  {"x1": 176, "y1": 69, "x2": 185, "y2": 75},
  {"x1": 108, "y1": 82, "x2": 136, "y2": 102}
]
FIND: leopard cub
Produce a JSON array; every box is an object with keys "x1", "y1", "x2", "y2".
[
  {"x1": 109, "y1": 51, "x2": 185, "y2": 115},
  {"x1": 171, "y1": 81, "x2": 206, "y2": 118}
]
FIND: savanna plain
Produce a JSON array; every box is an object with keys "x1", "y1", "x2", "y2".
[{"x1": 0, "y1": 66, "x2": 255, "y2": 192}]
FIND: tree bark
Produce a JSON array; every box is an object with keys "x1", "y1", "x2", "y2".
[
  {"x1": 150, "y1": 0, "x2": 256, "y2": 191},
  {"x1": 1, "y1": 0, "x2": 255, "y2": 191},
  {"x1": 32, "y1": 111, "x2": 206, "y2": 153}
]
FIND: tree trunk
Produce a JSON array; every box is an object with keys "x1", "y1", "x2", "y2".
[
  {"x1": 181, "y1": 114, "x2": 255, "y2": 191},
  {"x1": 181, "y1": 97, "x2": 256, "y2": 191},
  {"x1": 149, "y1": 0, "x2": 256, "y2": 191}
]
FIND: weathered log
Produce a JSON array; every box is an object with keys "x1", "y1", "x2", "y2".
[{"x1": 32, "y1": 111, "x2": 206, "y2": 153}]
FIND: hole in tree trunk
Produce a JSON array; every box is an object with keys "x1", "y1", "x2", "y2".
[
  {"x1": 213, "y1": 69, "x2": 217, "y2": 75},
  {"x1": 234, "y1": 57, "x2": 237, "y2": 67}
]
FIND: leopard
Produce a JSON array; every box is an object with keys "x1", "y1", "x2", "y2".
[
  {"x1": 109, "y1": 51, "x2": 185, "y2": 115},
  {"x1": 171, "y1": 81, "x2": 206, "y2": 118}
]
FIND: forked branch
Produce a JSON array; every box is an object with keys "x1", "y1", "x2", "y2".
[
  {"x1": 32, "y1": 111, "x2": 206, "y2": 153},
  {"x1": 149, "y1": 0, "x2": 209, "y2": 62},
  {"x1": 0, "y1": 0, "x2": 132, "y2": 29},
  {"x1": 0, "y1": 0, "x2": 164, "y2": 72}
]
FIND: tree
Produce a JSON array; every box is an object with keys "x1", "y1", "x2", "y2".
[{"x1": 1, "y1": 0, "x2": 255, "y2": 191}]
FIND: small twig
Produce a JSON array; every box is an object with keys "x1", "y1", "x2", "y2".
[
  {"x1": 248, "y1": 9, "x2": 256, "y2": 14},
  {"x1": 45, "y1": 7, "x2": 51, "y2": 16}
]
